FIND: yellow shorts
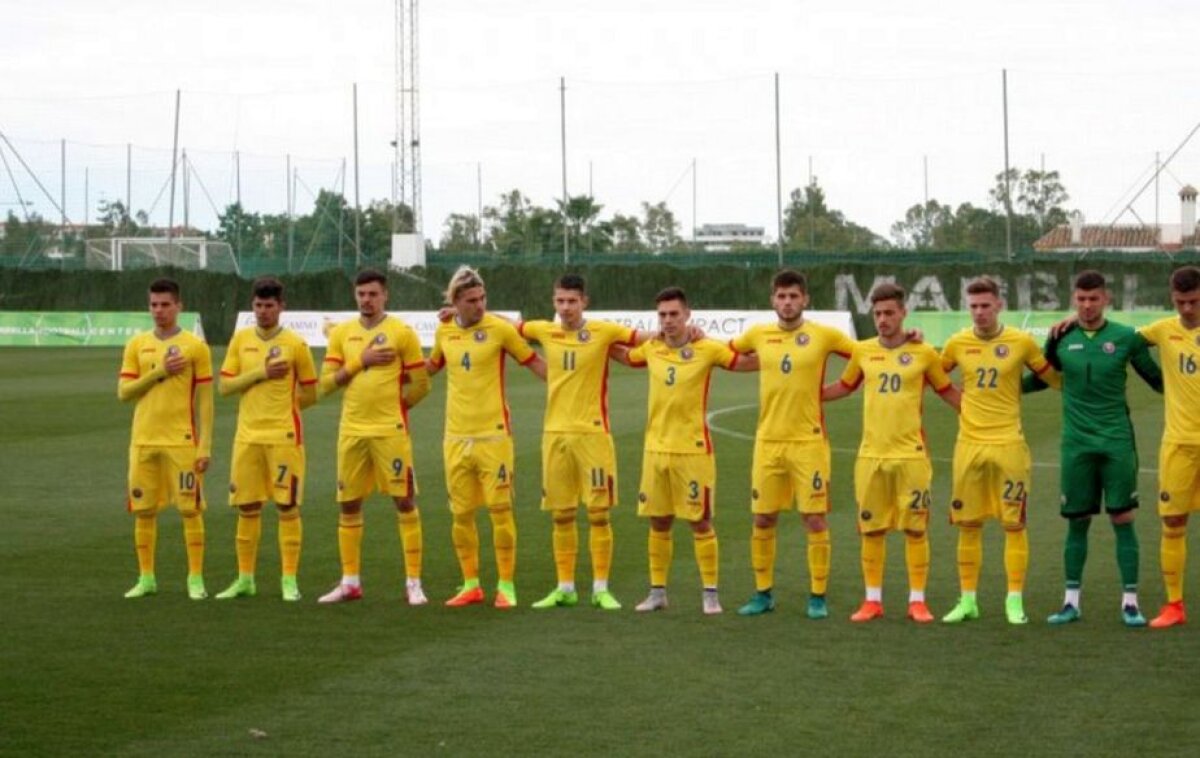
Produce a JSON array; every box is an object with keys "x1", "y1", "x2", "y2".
[
  {"x1": 444, "y1": 436, "x2": 515, "y2": 514},
  {"x1": 854, "y1": 456, "x2": 932, "y2": 533},
  {"x1": 541, "y1": 432, "x2": 617, "y2": 512},
  {"x1": 127, "y1": 445, "x2": 204, "y2": 515},
  {"x1": 337, "y1": 434, "x2": 416, "y2": 502},
  {"x1": 950, "y1": 439, "x2": 1030, "y2": 526},
  {"x1": 229, "y1": 442, "x2": 305, "y2": 507},
  {"x1": 1158, "y1": 442, "x2": 1200, "y2": 517},
  {"x1": 637, "y1": 451, "x2": 715, "y2": 522},
  {"x1": 751, "y1": 439, "x2": 832, "y2": 515}
]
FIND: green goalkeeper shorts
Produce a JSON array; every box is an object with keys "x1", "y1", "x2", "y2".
[{"x1": 1059, "y1": 442, "x2": 1140, "y2": 518}]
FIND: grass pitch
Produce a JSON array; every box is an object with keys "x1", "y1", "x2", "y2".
[{"x1": 0, "y1": 346, "x2": 1196, "y2": 756}]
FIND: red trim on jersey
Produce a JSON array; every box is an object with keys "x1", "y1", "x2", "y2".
[
  {"x1": 517, "y1": 321, "x2": 526, "y2": 337},
  {"x1": 220, "y1": 370, "x2": 236, "y2": 377},
  {"x1": 430, "y1": 355, "x2": 445, "y2": 369},
  {"x1": 600, "y1": 360, "x2": 612, "y2": 432},
  {"x1": 935, "y1": 382, "x2": 954, "y2": 394},
  {"x1": 1034, "y1": 361, "x2": 1052, "y2": 376},
  {"x1": 518, "y1": 351, "x2": 537, "y2": 366},
  {"x1": 189, "y1": 373, "x2": 198, "y2": 448},
  {"x1": 628, "y1": 356, "x2": 648, "y2": 368},
  {"x1": 119, "y1": 371, "x2": 139, "y2": 379},
  {"x1": 324, "y1": 356, "x2": 345, "y2": 365},
  {"x1": 291, "y1": 374, "x2": 304, "y2": 445},
  {"x1": 398, "y1": 366, "x2": 410, "y2": 428},
  {"x1": 194, "y1": 376, "x2": 212, "y2": 384},
  {"x1": 402, "y1": 360, "x2": 425, "y2": 370},
  {"x1": 607, "y1": 474, "x2": 615, "y2": 507},
  {"x1": 626, "y1": 329, "x2": 639, "y2": 347},
  {"x1": 702, "y1": 486, "x2": 713, "y2": 521},
  {"x1": 840, "y1": 376, "x2": 862, "y2": 391},
  {"x1": 406, "y1": 464, "x2": 415, "y2": 495},
  {"x1": 702, "y1": 370, "x2": 714, "y2": 453},
  {"x1": 288, "y1": 474, "x2": 298, "y2": 507},
  {"x1": 833, "y1": 350, "x2": 851, "y2": 358},
  {"x1": 299, "y1": 378, "x2": 317, "y2": 386},
  {"x1": 819, "y1": 354, "x2": 832, "y2": 437},
  {"x1": 500, "y1": 355, "x2": 512, "y2": 434},
  {"x1": 728, "y1": 352, "x2": 740, "y2": 369}
]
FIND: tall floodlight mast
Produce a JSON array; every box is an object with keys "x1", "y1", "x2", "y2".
[{"x1": 395, "y1": 0, "x2": 422, "y2": 234}]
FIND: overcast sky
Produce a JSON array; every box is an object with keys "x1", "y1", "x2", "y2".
[{"x1": 2, "y1": 0, "x2": 1198, "y2": 243}]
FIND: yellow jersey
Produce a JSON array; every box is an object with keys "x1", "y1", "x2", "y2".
[
  {"x1": 1140, "y1": 317, "x2": 1200, "y2": 444},
  {"x1": 325, "y1": 315, "x2": 425, "y2": 437},
  {"x1": 119, "y1": 329, "x2": 213, "y2": 449},
  {"x1": 221, "y1": 326, "x2": 318, "y2": 446},
  {"x1": 941, "y1": 325, "x2": 1053, "y2": 443},
  {"x1": 840, "y1": 340, "x2": 952, "y2": 459},
  {"x1": 430, "y1": 313, "x2": 537, "y2": 438},
  {"x1": 519, "y1": 319, "x2": 636, "y2": 434},
  {"x1": 628, "y1": 337, "x2": 739, "y2": 454},
  {"x1": 730, "y1": 321, "x2": 855, "y2": 441}
]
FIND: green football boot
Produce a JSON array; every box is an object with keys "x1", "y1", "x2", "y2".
[
  {"x1": 1005, "y1": 595, "x2": 1028, "y2": 625},
  {"x1": 1047, "y1": 604, "x2": 1081, "y2": 625},
  {"x1": 216, "y1": 574, "x2": 257, "y2": 600},
  {"x1": 531, "y1": 588, "x2": 579, "y2": 609},
  {"x1": 281, "y1": 576, "x2": 301, "y2": 602},
  {"x1": 737, "y1": 590, "x2": 776, "y2": 617},
  {"x1": 187, "y1": 574, "x2": 208, "y2": 601},
  {"x1": 1122, "y1": 604, "x2": 1148, "y2": 628},
  {"x1": 591, "y1": 590, "x2": 622, "y2": 611},
  {"x1": 942, "y1": 595, "x2": 980, "y2": 624},
  {"x1": 124, "y1": 574, "x2": 157, "y2": 599},
  {"x1": 494, "y1": 580, "x2": 518, "y2": 609},
  {"x1": 806, "y1": 594, "x2": 829, "y2": 620}
]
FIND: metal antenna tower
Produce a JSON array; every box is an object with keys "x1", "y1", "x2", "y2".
[{"x1": 395, "y1": 0, "x2": 422, "y2": 233}]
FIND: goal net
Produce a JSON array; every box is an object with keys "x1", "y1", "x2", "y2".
[{"x1": 85, "y1": 237, "x2": 239, "y2": 274}]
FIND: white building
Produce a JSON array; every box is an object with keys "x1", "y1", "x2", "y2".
[{"x1": 694, "y1": 223, "x2": 766, "y2": 252}]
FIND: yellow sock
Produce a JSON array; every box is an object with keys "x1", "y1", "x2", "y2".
[
  {"x1": 1004, "y1": 527, "x2": 1029, "y2": 593},
  {"x1": 489, "y1": 506, "x2": 517, "y2": 582},
  {"x1": 1162, "y1": 525, "x2": 1188, "y2": 603},
  {"x1": 861, "y1": 533, "x2": 886, "y2": 591},
  {"x1": 338, "y1": 511, "x2": 364, "y2": 577},
  {"x1": 648, "y1": 528, "x2": 673, "y2": 586},
  {"x1": 587, "y1": 509, "x2": 613, "y2": 584},
  {"x1": 808, "y1": 528, "x2": 831, "y2": 595},
  {"x1": 182, "y1": 513, "x2": 205, "y2": 576},
  {"x1": 452, "y1": 512, "x2": 480, "y2": 581},
  {"x1": 397, "y1": 508, "x2": 422, "y2": 580},
  {"x1": 693, "y1": 529, "x2": 719, "y2": 589},
  {"x1": 278, "y1": 509, "x2": 302, "y2": 577},
  {"x1": 905, "y1": 532, "x2": 930, "y2": 594},
  {"x1": 235, "y1": 512, "x2": 262, "y2": 576},
  {"x1": 552, "y1": 515, "x2": 578, "y2": 586},
  {"x1": 751, "y1": 524, "x2": 777, "y2": 591},
  {"x1": 134, "y1": 515, "x2": 157, "y2": 575},
  {"x1": 958, "y1": 525, "x2": 983, "y2": 593}
]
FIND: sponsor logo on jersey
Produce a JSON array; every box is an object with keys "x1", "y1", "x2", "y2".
[
  {"x1": 796, "y1": 333, "x2": 811, "y2": 346},
  {"x1": 869, "y1": 355, "x2": 886, "y2": 362},
  {"x1": 680, "y1": 347, "x2": 694, "y2": 360},
  {"x1": 898, "y1": 352, "x2": 913, "y2": 365},
  {"x1": 473, "y1": 330, "x2": 487, "y2": 342},
  {"x1": 1103, "y1": 341, "x2": 1116, "y2": 354},
  {"x1": 965, "y1": 348, "x2": 982, "y2": 354},
  {"x1": 1067, "y1": 344, "x2": 1083, "y2": 351},
  {"x1": 766, "y1": 338, "x2": 783, "y2": 344},
  {"x1": 577, "y1": 328, "x2": 591, "y2": 343},
  {"x1": 994, "y1": 344, "x2": 1010, "y2": 358}
]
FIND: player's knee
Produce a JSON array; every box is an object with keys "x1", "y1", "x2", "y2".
[
  {"x1": 753, "y1": 512, "x2": 778, "y2": 529},
  {"x1": 802, "y1": 513, "x2": 827, "y2": 532},
  {"x1": 275, "y1": 502, "x2": 297, "y2": 515},
  {"x1": 1003, "y1": 524, "x2": 1026, "y2": 533},
  {"x1": 1163, "y1": 514, "x2": 1189, "y2": 529},
  {"x1": 586, "y1": 508, "x2": 608, "y2": 527},
  {"x1": 649, "y1": 516, "x2": 673, "y2": 532},
  {"x1": 179, "y1": 509, "x2": 202, "y2": 520},
  {"x1": 238, "y1": 502, "x2": 264, "y2": 515},
  {"x1": 689, "y1": 519, "x2": 713, "y2": 535},
  {"x1": 903, "y1": 529, "x2": 925, "y2": 539},
  {"x1": 393, "y1": 497, "x2": 415, "y2": 513},
  {"x1": 1109, "y1": 510, "x2": 1134, "y2": 525},
  {"x1": 864, "y1": 528, "x2": 888, "y2": 538},
  {"x1": 339, "y1": 500, "x2": 363, "y2": 516}
]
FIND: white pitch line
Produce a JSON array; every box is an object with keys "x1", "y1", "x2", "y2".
[{"x1": 706, "y1": 403, "x2": 1161, "y2": 475}]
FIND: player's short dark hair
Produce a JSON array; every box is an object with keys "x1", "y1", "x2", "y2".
[
  {"x1": 555, "y1": 273, "x2": 587, "y2": 294},
  {"x1": 251, "y1": 276, "x2": 285, "y2": 301},
  {"x1": 870, "y1": 282, "x2": 906, "y2": 306},
  {"x1": 1073, "y1": 270, "x2": 1106, "y2": 291},
  {"x1": 355, "y1": 268, "x2": 387, "y2": 288},
  {"x1": 772, "y1": 269, "x2": 808, "y2": 293},
  {"x1": 148, "y1": 278, "x2": 180, "y2": 300},
  {"x1": 965, "y1": 276, "x2": 1001, "y2": 297},
  {"x1": 1171, "y1": 266, "x2": 1200, "y2": 293},
  {"x1": 655, "y1": 286, "x2": 688, "y2": 306}
]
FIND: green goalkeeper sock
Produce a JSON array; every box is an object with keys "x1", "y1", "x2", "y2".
[
  {"x1": 1113, "y1": 520, "x2": 1139, "y2": 591},
  {"x1": 1064, "y1": 517, "x2": 1090, "y2": 588}
]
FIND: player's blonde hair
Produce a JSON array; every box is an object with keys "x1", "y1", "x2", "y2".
[{"x1": 445, "y1": 265, "x2": 485, "y2": 304}]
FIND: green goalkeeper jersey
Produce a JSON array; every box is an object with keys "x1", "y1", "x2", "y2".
[{"x1": 1027, "y1": 319, "x2": 1162, "y2": 446}]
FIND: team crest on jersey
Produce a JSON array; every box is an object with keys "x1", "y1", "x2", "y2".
[
  {"x1": 994, "y1": 344, "x2": 1010, "y2": 358},
  {"x1": 473, "y1": 330, "x2": 487, "y2": 342},
  {"x1": 577, "y1": 328, "x2": 591, "y2": 343},
  {"x1": 898, "y1": 352, "x2": 913, "y2": 365},
  {"x1": 680, "y1": 347, "x2": 694, "y2": 360},
  {"x1": 1102, "y1": 341, "x2": 1116, "y2": 354},
  {"x1": 269, "y1": 346, "x2": 282, "y2": 358},
  {"x1": 166, "y1": 345, "x2": 181, "y2": 357},
  {"x1": 796, "y1": 333, "x2": 811, "y2": 347},
  {"x1": 373, "y1": 334, "x2": 387, "y2": 345}
]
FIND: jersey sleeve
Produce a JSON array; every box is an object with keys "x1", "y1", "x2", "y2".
[
  {"x1": 325, "y1": 324, "x2": 346, "y2": 366},
  {"x1": 119, "y1": 336, "x2": 141, "y2": 379},
  {"x1": 220, "y1": 331, "x2": 242, "y2": 377},
  {"x1": 429, "y1": 327, "x2": 446, "y2": 369},
  {"x1": 399, "y1": 325, "x2": 425, "y2": 369},
  {"x1": 627, "y1": 343, "x2": 648, "y2": 367},
  {"x1": 924, "y1": 347, "x2": 953, "y2": 392},
  {"x1": 607, "y1": 321, "x2": 637, "y2": 347},
  {"x1": 839, "y1": 347, "x2": 863, "y2": 389},
  {"x1": 830, "y1": 327, "x2": 856, "y2": 358},
  {"x1": 193, "y1": 341, "x2": 214, "y2": 383},
  {"x1": 1023, "y1": 333, "x2": 1052, "y2": 375},
  {"x1": 730, "y1": 326, "x2": 756, "y2": 354},
  {"x1": 295, "y1": 338, "x2": 318, "y2": 385},
  {"x1": 501, "y1": 322, "x2": 537, "y2": 364},
  {"x1": 710, "y1": 339, "x2": 739, "y2": 369},
  {"x1": 940, "y1": 335, "x2": 959, "y2": 371},
  {"x1": 519, "y1": 320, "x2": 548, "y2": 343}
]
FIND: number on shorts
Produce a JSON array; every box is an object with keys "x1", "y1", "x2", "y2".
[
  {"x1": 1002, "y1": 479, "x2": 1026, "y2": 502},
  {"x1": 276, "y1": 465, "x2": 288, "y2": 484},
  {"x1": 591, "y1": 467, "x2": 606, "y2": 488},
  {"x1": 1179, "y1": 353, "x2": 1197, "y2": 375},
  {"x1": 908, "y1": 489, "x2": 931, "y2": 511},
  {"x1": 460, "y1": 352, "x2": 472, "y2": 371},
  {"x1": 178, "y1": 471, "x2": 196, "y2": 490},
  {"x1": 563, "y1": 350, "x2": 577, "y2": 371},
  {"x1": 665, "y1": 366, "x2": 676, "y2": 386},
  {"x1": 812, "y1": 470, "x2": 823, "y2": 491},
  {"x1": 877, "y1": 372, "x2": 902, "y2": 393},
  {"x1": 780, "y1": 354, "x2": 792, "y2": 374},
  {"x1": 392, "y1": 458, "x2": 404, "y2": 476},
  {"x1": 497, "y1": 463, "x2": 508, "y2": 482},
  {"x1": 688, "y1": 480, "x2": 700, "y2": 500},
  {"x1": 975, "y1": 367, "x2": 999, "y2": 389}
]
